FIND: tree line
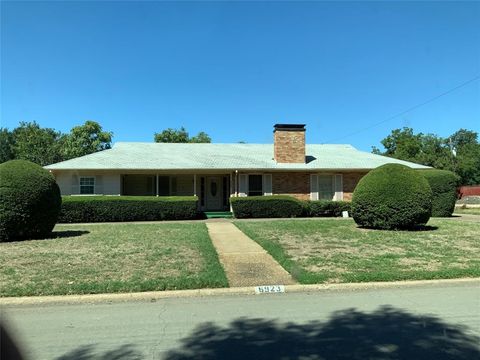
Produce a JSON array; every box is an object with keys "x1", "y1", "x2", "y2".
[
  {"x1": 1, "y1": 121, "x2": 113, "y2": 166},
  {"x1": 372, "y1": 127, "x2": 480, "y2": 185},
  {"x1": 0, "y1": 122, "x2": 211, "y2": 166},
  {"x1": 1, "y1": 121, "x2": 478, "y2": 185}
]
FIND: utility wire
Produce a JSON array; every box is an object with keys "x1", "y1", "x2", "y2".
[{"x1": 324, "y1": 75, "x2": 480, "y2": 143}]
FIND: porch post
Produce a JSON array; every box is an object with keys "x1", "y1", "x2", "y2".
[
  {"x1": 193, "y1": 174, "x2": 197, "y2": 197},
  {"x1": 156, "y1": 174, "x2": 159, "y2": 196},
  {"x1": 230, "y1": 173, "x2": 233, "y2": 212},
  {"x1": 235, "y1": 170, "x2": 238, "y2": 197}
]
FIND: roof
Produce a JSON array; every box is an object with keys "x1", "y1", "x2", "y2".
[{"x1": 45, "y1": 142, "x2": 430, "y2": 171}]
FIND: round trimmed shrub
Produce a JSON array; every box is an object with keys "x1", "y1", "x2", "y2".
[
  {"x1": 0, "y1": 160, "x2": 61, "y2": 241},
  {"x1": 419, "y1": 169, "x2": 459, "y2": 217},
  {"x1": 352, "y1": 164, "x2": 432, "y2": 230}
]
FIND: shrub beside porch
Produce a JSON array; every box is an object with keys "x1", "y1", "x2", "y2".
[{"x1": 59, "y1": 196, "x2": 199, "y2": 223}]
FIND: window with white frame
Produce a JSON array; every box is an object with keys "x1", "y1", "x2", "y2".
[
  {"x1": 80, "y1": 177, "x2": 95, "y2": 194},
  {"x1": 248, "y1": 175, "x2": 263, "y2": 196},
  {"x1": 310, "y1": 174, "x2": 343, "y2": 201},
  {"x1": 239, "y1": 174, "x2": 272, "y2": 197},
  {"x1": 318, "y1": 175, "x2": 335, "y2": 200}
]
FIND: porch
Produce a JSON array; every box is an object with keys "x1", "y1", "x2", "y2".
[{"x1": 121, "y1": 173, "x2": 234, "y2": 211}]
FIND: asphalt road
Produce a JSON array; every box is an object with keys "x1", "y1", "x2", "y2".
[{"x1": 2, "y1": 281, "x2": 479, "y2": 360}]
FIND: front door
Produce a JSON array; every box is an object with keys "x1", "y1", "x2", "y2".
[{"x1": 206, "y1": 177, "x2": 222, "y2": 210}]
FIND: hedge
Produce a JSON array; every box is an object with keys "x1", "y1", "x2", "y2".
[
  {"x1": 231, "y1": 196, "x2": 303, "y2": 218},
  {"x1": 0, "y1": 160, "x2": 61, "y2": 241},
  {"x1": 352, "y1": 164, "x2": 432, "y2": 230},
  {"x1": 58, "y1": 196, "x2": 199, "y2": 223},
  {"x1": 419, "y1": 169, "x2": 459, "y2": 217},
  {"x1": 303, "y1": 200, "x2": 352, "y2": 217}
]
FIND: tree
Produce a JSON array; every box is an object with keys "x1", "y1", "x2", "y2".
[
  {"x1": 62, "y1": 120, "x2": 113, "y2": 160},
  {"x1": 0, "y1": 128, "x2": 15, "y2": 163},
  {"x1": 454, "y1": 142, "x2": 480, "y2": 185},
  {"x1": 416, "y1": 134, "x2": 454, "y2": 170},
  {"x1": 448, "y1": 129, "x2": 478, "y2": 150},
  {"x1": 372, "y1": 127, "x2": 423, "y2": 162},
  {"x1": 373, "y1": 127, "x2": 480, "y2": 185},
  {"x1": 190, "y1": 131, "x2": 211, "y2": 143},
  {"x1": 12, "y1": 121, "x2": 64, "y2": 166},
  {"x1": 154, "y1": 127, "x2": 190, "y2": 143},
  {"x1": 154, "y1": 127, "x2": 211, "y2": 143}
]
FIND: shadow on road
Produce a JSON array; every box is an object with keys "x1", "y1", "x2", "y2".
[
  {"x1": 56, "y1": 305, "x2": 480, "y2": 360},
  {"x1": 165, "y1": 305, "x2": 479, "y2": 360}
]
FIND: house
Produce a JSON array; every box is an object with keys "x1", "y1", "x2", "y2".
[{"x1": 45, "y1": 124, "x2": 429, "y2": 211}]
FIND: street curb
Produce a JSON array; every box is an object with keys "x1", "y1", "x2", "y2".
[{"x1": 1, "y1": 278, "x2": 479, "y2": 307}]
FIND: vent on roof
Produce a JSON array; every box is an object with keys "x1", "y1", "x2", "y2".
[{"x1": 273, "y1": 124, "x2": 306, "y2": 163}]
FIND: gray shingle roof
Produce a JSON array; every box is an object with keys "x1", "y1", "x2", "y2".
[{"x1": 45, "y1": 142, "x2": 430, "y2": 171}]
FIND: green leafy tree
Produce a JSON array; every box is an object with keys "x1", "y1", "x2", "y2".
[
  {"x1": 12, "y1": 121, "x2": 64, "y2": 166},
  {"x1": 373, "y1": 127, "x2": 480, "y2": 185},
  {"x1": 417, "y1": 134, "x2": 454, "y2": 170},
  {"x1": 190, "y1": 131, "x2": 211, "y2": 143},
  {"x1": 448, "y1": 129, "x2": 478, "y2": 150},
  {"x1": 62, "y1": 120, "x2": 113, "y2": 160},
  {"x1": 0, "y1": 128, "x2": 15, "y2": 163},
  {"x1": 372, "y1": 127, "x2": 423, "y2": 163},
  {"x1": 154, "y1": 127, "x2": 211, "y2": 143},
  {"x1": 154, "y1": 127, "x2": 190, "y2": 143},
  {"x1": 454, "y1": 142, "x2": 480, "y2": 185}
]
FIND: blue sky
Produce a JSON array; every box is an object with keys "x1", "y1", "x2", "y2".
[{"x1": 1, "y1": 1, "x2": 479, "y2": 151}]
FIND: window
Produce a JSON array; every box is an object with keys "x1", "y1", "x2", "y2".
[
  {"x1": 80, "y1": 177, "x2": 95, "y2": 194},
  {"x1": 210, "y1": 179, "x2": 218, "y2": 196},
  {"x1": 318, "y1": 175, "x2": 334, "y2": 200},
  {"x1": 239, "y1": 174, "x2": 272, "y2": 197},
  {"x1": 158, "y1": 176, "x2": 169, "y2": 196},
  {"x1": 248, "y1": 175, "x2": 263, "y2": 196}
]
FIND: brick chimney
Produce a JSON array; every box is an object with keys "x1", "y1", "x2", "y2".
[{"x1": 273, "y1": 124, "x2": 306, "y2": 163}]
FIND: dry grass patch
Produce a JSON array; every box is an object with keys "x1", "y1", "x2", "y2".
[
  {"x1": 234, "y1": 218, "x2": 480, "y2": 284},
  {"x1": 0, "y1": 223, "x2": 228, "y2": 297}
]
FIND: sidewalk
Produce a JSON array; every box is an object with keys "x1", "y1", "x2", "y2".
[{"x1": 206, "y1": 220, "x2": 296, "y2": 287}]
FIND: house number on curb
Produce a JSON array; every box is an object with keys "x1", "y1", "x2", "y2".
[{"x1": 255, "y1": 285, "x2": 285, "y2": 294}]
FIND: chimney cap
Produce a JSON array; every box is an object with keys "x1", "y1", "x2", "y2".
[{"x1": 273, "y1": 124, "x2": 306, "y2": 132}]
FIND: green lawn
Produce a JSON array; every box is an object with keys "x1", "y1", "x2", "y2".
[
  {"x1": 234, "y1": 218, "x2": 480, "y2": 284},
  {"x1": 454, "y1": 207, "x2": 480, "y2": 215},
  {"x1": 0, "y1": 223, "x2": 228, "y2": 297}
]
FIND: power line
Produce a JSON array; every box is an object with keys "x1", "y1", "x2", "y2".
[{"x1": 324, "y1": 75, "x2": 480, "y2": 143}]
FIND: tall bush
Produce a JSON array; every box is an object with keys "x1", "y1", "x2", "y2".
[
  {"x1": 0, "y1": 160, "x2": 61, "y2": 241},
  {"x1": 419, "y1": 169, "x2": 459, "y2": 217},
  {"x1": 352, "y1": 164, "x2": 432, "y2": 230}
]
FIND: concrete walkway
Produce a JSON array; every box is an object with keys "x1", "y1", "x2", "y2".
[{"x1": 206, "y1": 220, "x2": 297, "y2": 287}]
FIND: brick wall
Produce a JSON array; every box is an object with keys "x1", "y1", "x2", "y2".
[
  {"x1": 271, "y1": 171, "x2": 368, "y2": 201},
  {"x1": 274, "y1": 130, "x2": 305, "y2": 163},
  {"x1": 272, "y1": 172, "x2": 311, "y2": 200}
]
